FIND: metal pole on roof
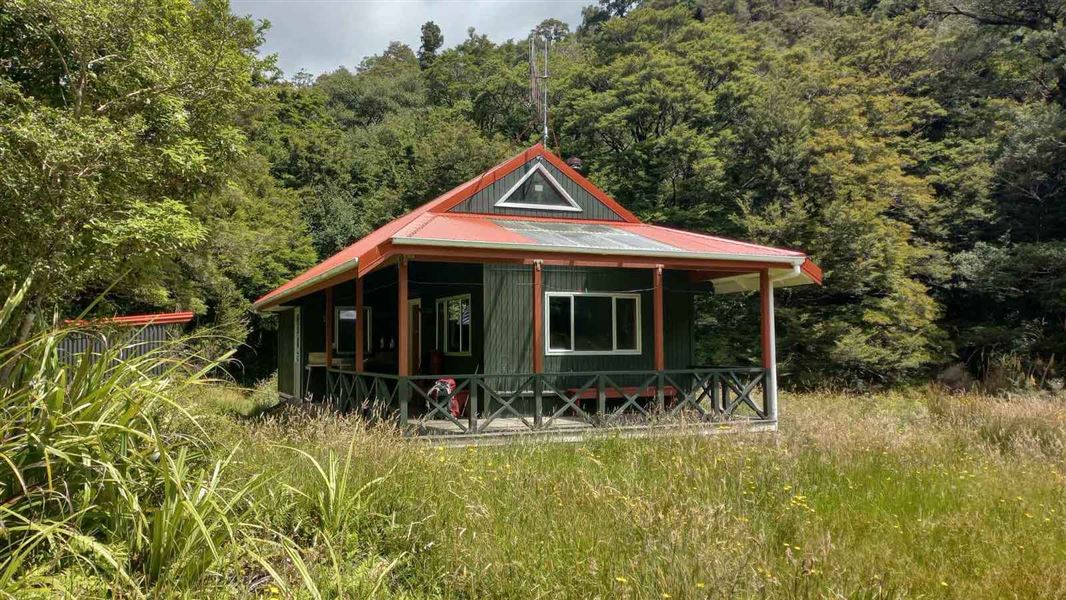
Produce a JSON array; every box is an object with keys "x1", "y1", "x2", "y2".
[
  {"x1": 543, "y1": 35, "x2": 549, "y2": 143},
  {"x1": 530, "y1": 33, "x2": 549, "y2": 143}
]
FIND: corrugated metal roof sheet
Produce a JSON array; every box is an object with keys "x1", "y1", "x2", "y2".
[
  {"x1": 390, "y1": 214, "x2": 806, "y2": 260},
  {"x1": 493, "y1": 220, "x2": 677, "y2": 252}
]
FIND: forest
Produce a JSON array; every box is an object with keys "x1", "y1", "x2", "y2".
[{"x1": 2, "y1": 0, "x2": 1065, "y2": 389}]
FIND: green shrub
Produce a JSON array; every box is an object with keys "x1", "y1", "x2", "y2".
[{"x1": 0, "y1": 285, "x2": 256, "y2": 596}]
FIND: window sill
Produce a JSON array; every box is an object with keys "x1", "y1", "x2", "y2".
[{"x1": 545, "y1": 350, "x2": 642, "y2": 356}]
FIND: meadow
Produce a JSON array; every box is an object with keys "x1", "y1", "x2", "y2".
[
  {"x1": 2, "y1": 322, "x2": 1063, "y2": 598},
  {"x1": 180, "y1": 383, "x2": 1065, "y2": 599}
]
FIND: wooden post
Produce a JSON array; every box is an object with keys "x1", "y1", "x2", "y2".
[
  {"x1": 653, "y1": 266, "x2": 665, "y2": 371},
  {"x1": 597, "y1": 374, "x2": 607, "y2": 424},
  {"x1": 532, "y1": 261, "x2": 544, "y2": 373},
  {"x1": 354, "y1": 276, "x2": 364, "y2": 373},
  {"x1": 324, "y1": 286, "x2": 334, "y2": 368},
  {"x1": 760, "y1": 269, "x2": 778, "y2": 422},
  {"x1": 469, "y1": 375, "x2": 480, "y2": 433},
  {"x1": 397, "y1": 258, "x2": 409, "y2": 377}
]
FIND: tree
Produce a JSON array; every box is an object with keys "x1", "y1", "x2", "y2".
[
  {"x1": 532, "y1": 18, "x2": 572, "y2": 42},
  {"x1": 418, "y1": 21, "x2": 444, "y2": 69},
  {"x1": 0, "y1": 0, "x2": 313, "y2": 351},
  {"x1": 0, "y1": 0, "x2": 257, "y2": 333},
  {"x1": 557, "y1": 7, "x2": 946, "y2": 384}
]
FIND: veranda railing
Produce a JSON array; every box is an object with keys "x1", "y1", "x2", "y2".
[{"x1": 323, "y1": 367, "x2": 770, "y2": 436}]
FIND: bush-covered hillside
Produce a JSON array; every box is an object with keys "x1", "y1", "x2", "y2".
[{"x1": 3, "y1": 0, "x2": 1065, "y2": 386}]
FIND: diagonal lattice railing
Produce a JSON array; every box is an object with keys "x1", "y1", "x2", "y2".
[{"x1": 322, "y1": 367, "x2": 769, "y2": 436}]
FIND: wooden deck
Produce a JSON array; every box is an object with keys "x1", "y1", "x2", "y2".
[
  {"x1": 420, "y1": 415, "x2": 594, "y2": 435},
  {"x1": 415, "y1": 416, "x2": 776, "y2": 446}
]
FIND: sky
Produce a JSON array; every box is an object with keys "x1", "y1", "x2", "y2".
[{"x1": 230, "y1": 0, "x2": 588, "y2": 76}]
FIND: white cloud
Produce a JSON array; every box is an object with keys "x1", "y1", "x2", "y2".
[{"x1": 230, "y1": 0, "x2": 587, "y2": 76}]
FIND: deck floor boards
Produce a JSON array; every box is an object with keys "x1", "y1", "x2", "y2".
[
  {"x1": 419, "y1": 416, "x2": 593, "y2": 435},
  {"x1": 413, "y1": 416, "x2": 776, "y2": 446}
]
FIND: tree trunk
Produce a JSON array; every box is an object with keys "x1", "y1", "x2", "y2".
[{"x1": 16, "y1": 309, "x2": 35, "y2": 344}]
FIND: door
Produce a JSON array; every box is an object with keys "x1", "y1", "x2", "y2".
[
  {"x1": 293, "y1": 307, "x2": 302, "y2": 398},
  {"x1": 408, "y1": 299, "x2": 422, "y2": 374}
]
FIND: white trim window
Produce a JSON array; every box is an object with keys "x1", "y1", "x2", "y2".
[
  {"x1": 545, "y1": 292, "x2": 641, "y2": 355},
  {"x1": 494, "y1": 161, "x2": 583, "y2": 212},
  {"x1": 436, "y1": 294, "x2": 472, "y2": 356},
  {"x1": 333, "y1": 306, "x2": 372, "y2": 355}
]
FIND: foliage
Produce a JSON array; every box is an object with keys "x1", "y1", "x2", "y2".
[
  {"x1": 0, "y1": 284, "x2": 259, "y2": 596},
  {"x1": 4, "y1": 0, "x2": 1066, "y2": 385},
  {"x1": 418, "y1": 21, "x2": 444, "y2": 69},
  {"x1": 0, "y1": 0, "x2": 314, "y2": 354}
]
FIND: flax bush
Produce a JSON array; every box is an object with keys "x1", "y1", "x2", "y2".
[{"x1": 0, "y1": 285, "x2": 263, "y2": 597}]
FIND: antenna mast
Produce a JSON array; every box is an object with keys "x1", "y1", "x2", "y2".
[{"x1": 530, "y1": 34, "x2": 549, "y2": 143}]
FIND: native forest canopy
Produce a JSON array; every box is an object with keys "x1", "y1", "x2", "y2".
[{"x1": 1, "y1": 0, "x2": 1064, "y2": 389}]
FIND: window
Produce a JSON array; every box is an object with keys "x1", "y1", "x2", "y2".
[
  {"x1": 494, "y1": 161, "x2": 582, "y2": 212},
  {"x1": 545, "y1": 293, "x2": 641, "y2": 355},
  {"x1": 436, "y1": 294, "x2": 471, "y2": 355},
  {"x1": 333, "y1": 306, "x2": 372, "y2": 355}
]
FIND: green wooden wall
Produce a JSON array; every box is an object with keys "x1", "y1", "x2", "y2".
[
  {"x1": 277, "y1": 309, "x2": 295, "y2": 397},
  {"x1": 276, "y1": 262, "x2": 695, "y2": 403},
  {"x1": 483, "y1": 265, "x2": 694, "y2": 374}
]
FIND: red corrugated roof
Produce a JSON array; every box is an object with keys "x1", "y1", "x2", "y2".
[
  {"x1": 66, "y1": 311, "x2": 194, "y2": 327},
  {"x1": 390, "y1": 213, "x2": 806, "y2": 259},
  {"x1": 253, "y1": 144, "x2": 820, "y2": 310}
]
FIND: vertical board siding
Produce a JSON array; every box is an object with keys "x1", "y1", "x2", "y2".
[
  {"x1": 483, "y1": 265, "x2": 694, "y2": 376},
  {"x1": 664, "y1": 270, "x2": 695, "y2": 369},
  {"x1": 449, "y1": 157, "x2": 625, "y2": 221},
  {"x1": 277, "y1": 309, "x2": 295, "y2": 396},
  {"x1": 483, "y1": 265, "x2": 534, "y2": 376},
  {"x1": 57, "y1": 323, "x2": 179, "y2": 376}
]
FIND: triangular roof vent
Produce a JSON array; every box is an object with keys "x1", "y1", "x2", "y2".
[{"x1": 494, "y1": 160, "x2": 582, "y2": 212}]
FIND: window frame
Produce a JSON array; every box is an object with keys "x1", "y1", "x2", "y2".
[
  {"x1": 544, "y1": 292, "x2": 642, "y2": 356},
  {"x1": 333, "y1": 305, "x2": 372, "y2": 355},
  {"x1": 493, "y1": 161, "x2": 583, "y2": 212},
  {"x1": 435, "y1": 294, "x2": 472, "y2": 356}
]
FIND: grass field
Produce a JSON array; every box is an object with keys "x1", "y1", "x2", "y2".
[
  {"x1": 3, "y1": 319, "x2": 1061, "y2": 598},
  {"x1": 171, "y1": 385, "x2": 1066, "y2": 599}
]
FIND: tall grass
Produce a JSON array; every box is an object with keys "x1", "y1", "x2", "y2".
[
  {"x1": 0, "y1": 287, "x2": 259, "y2": 597},
  {"x1": 202, "y1": 387, "x2": 1065, "y2": 599}
]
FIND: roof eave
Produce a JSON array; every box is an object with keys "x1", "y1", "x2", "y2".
[
  {"x1": 390, "y1": 236, "x2": 807, "y2": 266},
  {"x1": 707, "y1": 258, "x2": 823, "y2": 294},
  {"x1": 253, "y1": 258, "x2": 359, "y2": 311}
]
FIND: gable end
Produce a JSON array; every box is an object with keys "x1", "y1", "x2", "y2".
[
  {"x1": 495, "y1": 161, "x2": 583, "y2": 212},
  {"x1": 448, "y1": 156, "x2": 626, "y2": 221}
]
